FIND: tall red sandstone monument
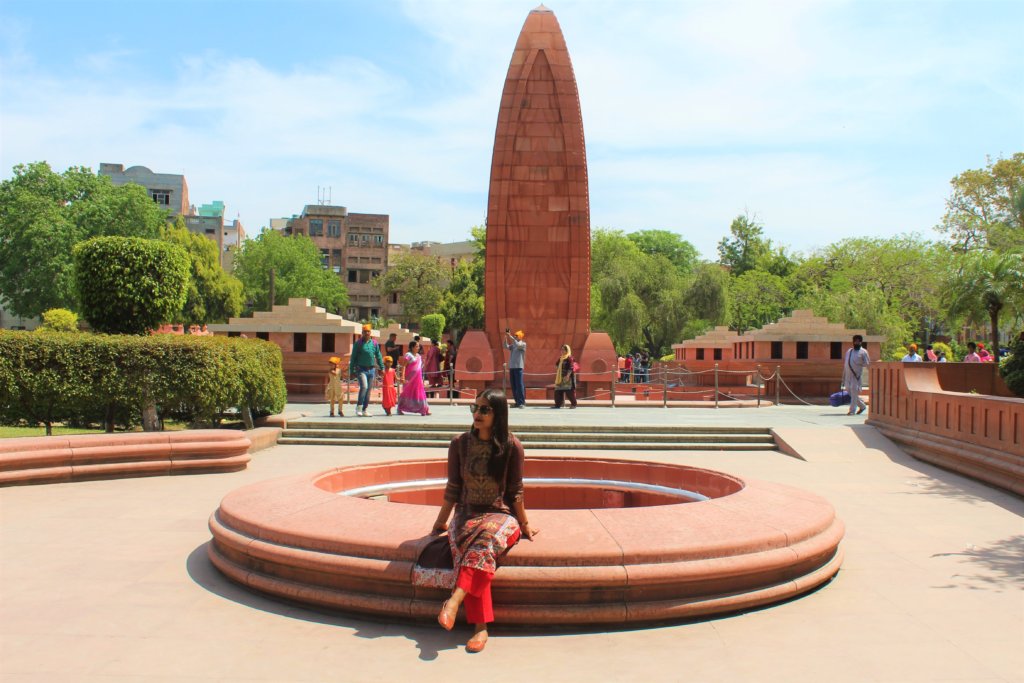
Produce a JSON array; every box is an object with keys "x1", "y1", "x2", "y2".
[{"x1": 457, "y1": 5, "x2": 615, "y2": 392}]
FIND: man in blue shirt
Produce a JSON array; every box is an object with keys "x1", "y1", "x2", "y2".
[{"x1": 504, "y1": 329, "x2": 527, "y2": 408}]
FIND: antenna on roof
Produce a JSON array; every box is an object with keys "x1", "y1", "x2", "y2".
[{"x1": 317, "y1": 186, "x2": 332, "y2": 206}]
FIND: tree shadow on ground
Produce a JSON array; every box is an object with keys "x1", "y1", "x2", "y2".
[
  {"x1": 930, "y1": 534, "x2": 1024, "y2": 592},
  {"x1": 185, "y1": 542, "x2": 461, "y2": 661},
  {"x1": 849, "y1": 424, "x2": 1024, "y2": 515}
]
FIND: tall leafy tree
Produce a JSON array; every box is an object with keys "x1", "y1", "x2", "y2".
[
  {"x1": 440, "y1": 259, "x2": 484, "y2": 337},
  {"x1": 0, "y1": 162, "x2": 168, "y2": 317},
  {"x1": 162, "y1": 220, "x2": 243, "y2": 325},
  {"x1": 627, "y1": 229, "x2": 700, "y2": 275},
  {"x1": 728, "y1": 270, "x2": 789, "y2": 334},
  {"x1": 372, "y1": 252, "x2": 447, "y2": 324},
  {"x1": 591, "y1": 229, "x2": 688, "y2": 356},
  {"x1": 948, "y1": 250, "x2": 1024, "y2": 352},
  {"x1": 938, "y1": 153, "x2": 1024, "y2": 253},
  {"x1": 717, "y1": 213, "x2": 771, "y2": 277},
  {"x1": 233, "y1": 229, "x2": 348, "y2": 313}
]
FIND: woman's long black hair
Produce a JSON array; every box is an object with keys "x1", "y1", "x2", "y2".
[{"x1": 476, "y1": 387, "x2": 512, "y2": 479}]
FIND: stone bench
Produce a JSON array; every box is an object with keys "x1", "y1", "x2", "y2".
[{"x1": 0, "y1": 430, "x2": 251, "y2": 486}]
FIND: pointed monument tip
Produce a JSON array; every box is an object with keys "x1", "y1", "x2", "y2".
[{"x1": 531, "y1": 4, "x2": 554, "y2": 13}]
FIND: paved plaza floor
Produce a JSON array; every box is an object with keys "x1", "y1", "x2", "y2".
[{"x1": 1, "y1": 406, "x2": 1021, "y2": 682}]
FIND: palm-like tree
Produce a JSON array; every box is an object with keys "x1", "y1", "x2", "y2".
[{"x1": 949, "y1": 251, "x2": 1024, "y2": 352}]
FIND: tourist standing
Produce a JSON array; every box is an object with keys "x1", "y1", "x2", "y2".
[
  {"x1": 504, "y1": 329, "x2": 527, "y2": 408},
  {"x1": 431, "y1": 388, "x2": 536, "y2": 652},
  {"x1": 384, "y1": 333, "x2": 399, "y2": 369},
  {"x1": 398, "y1": 340, "x2": 431, "y2": 415},
  {"x1": 552, "y1": 344, "x2": 578, "y2": 408},
  {"x1": 964, "y1": 342, "x2": 981, "y2": 362},
  {"x1": 977, "y1": 343, "x2": 993, "y2": 362},
  {"x1": 349, "y1": 324, "x2": 384, "y2": 417},
  {"x1": 444, "y1": 338, "x2": 457, "y2": 383},
  {"x1": 843, "y1": 334, "x2": 870, "y2": 415},
  {"x1": 623, "y1": 354, "x2": 633, "y2": 383},
  {"x1": 422, "y1": 338, "x2": 442, "y2": 387},
  {"x1": 924, "y1": 344, "x2": 937, "y2": 362},
  {"x1": 901, "y1": 344, "x2": 922, "y2": 362},
  {"x1": 324, "y1": 356, "x2": 345, "y2": 417}
]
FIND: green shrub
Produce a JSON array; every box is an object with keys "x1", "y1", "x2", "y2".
[
  {"x1": 39, "y1": 308, "x2": 79, "y2": 333},
  {"x1": 419, "y1": 313, "x2": 446, "y2": 343},
  {"x1": 0, "y1": 331, "x2": 285, "y2": 432},
  {"x1": 73, "y1": 236, "x2": 189, "y2": 334},
  {"x1": 999, "y1": 336, "x2": 1024, "y2": 398},
  {"x1": 931, "y1": 341, "x2": 955, "y2": 362}
]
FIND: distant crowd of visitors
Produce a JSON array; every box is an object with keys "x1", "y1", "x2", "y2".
[
  {"x1": 324, "y1": 325, "x2": 460, "y2": 417},
  {"x1": 900, "y1": 341, "x2": 999, "y2": 363}
]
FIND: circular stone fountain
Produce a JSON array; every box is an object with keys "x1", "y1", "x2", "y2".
[{"x1": 208, "y1": 457, "x2": 843, "y2": 625}]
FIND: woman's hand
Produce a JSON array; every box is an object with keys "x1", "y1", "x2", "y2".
[
  {"x1": 431, "y1": 521, "x2": 448, "y2": 535},
  {"x1": 520, "y1": 522, "x2": 538, "y2": 541}
]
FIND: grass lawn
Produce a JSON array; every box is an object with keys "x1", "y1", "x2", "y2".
[{"x1": 0, "y1": 420, "x2": 229, "y2": 439}]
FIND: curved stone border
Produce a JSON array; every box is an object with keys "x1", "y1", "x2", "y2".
[
  {"x1": 0, "y1": 430, "x2": 251, "y2": 486},
  {"x1": 208, "y1": 457, "x2": 843, "y2": 625}
]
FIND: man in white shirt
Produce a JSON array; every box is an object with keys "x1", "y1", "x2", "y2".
[
  {"x1": 901, "y1": 344, "x2": 922, "y2": 362},
  {"x1": 843, "y1": 335, "x2": 870, "y2": 415}
]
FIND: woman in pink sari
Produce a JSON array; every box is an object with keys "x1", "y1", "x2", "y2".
[{"x1": 398, "y1": 340, "x2": 431, "y2": 415}]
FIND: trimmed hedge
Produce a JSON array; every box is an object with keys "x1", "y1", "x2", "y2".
[{"x1": 0, "y1": 331, "x2": 286, "y2": 433}]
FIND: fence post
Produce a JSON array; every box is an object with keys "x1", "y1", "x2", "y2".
[
  {"x1": 775, "y1": 365, "x2": 781, "y2": 406},
  {"x1": 449, "y1": 367, "x2": 454, "y2": 406},
  {"x1": 714, "y1": 363, "x2": 720, "y2": 409},
  {"x1": 662, "y1": 366, "x2": 668, "y2": 408},
  {"x1": 502, "y1": 363, "x2": 508, "y2": 394},
  {"x1": 756, "y1": 364, "x2": 761, "y2": 407},
  {"x1": 611, "y1": 371, "x2": 616, "y2": 408}
]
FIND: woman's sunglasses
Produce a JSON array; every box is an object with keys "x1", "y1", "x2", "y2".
[{"x1": 469, "y1": 404, "x2": 493, "y2": 415}]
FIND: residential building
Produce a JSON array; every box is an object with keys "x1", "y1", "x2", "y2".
[
  {"x1": 99, "y1": 163, "x2": 240, "y2": 270},
  {"x1": 99, "y1": 163, "x2": 190, "y2": 216},
  {"x1": 284, "y1": 205, "x2": 389, "y2": 321}
]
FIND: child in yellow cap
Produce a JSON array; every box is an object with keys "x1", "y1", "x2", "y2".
[{"x1": 325, "y1": 356, "x2": 345, "y2": 417}]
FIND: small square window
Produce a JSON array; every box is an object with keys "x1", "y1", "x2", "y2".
[
  {"x1": 713, "y1": 348, "x2": 722, "y2": 361},
  {"x1": 321, "y1": 333, "x2": 335, "y2": 353},
  {"x1": 830, "y1": 341, "x2": 843, "y2": 360},
  {"x1": 256, "y1": 332, "x2": 269, "y2": 341},
  {"x1": 293, "y1": 333, "x2": 307, "y2": 352},
  {"x1": 696, "y1": 348, "x2": 705, "y2": 360},
  {"x1": 771, "y1": 341, "x2": 783, "y2": 359},
  {"x1": 796, "y1": 341, "x2": 809, "y2": 359}
]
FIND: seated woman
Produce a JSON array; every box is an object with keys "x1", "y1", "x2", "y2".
[{"x1": 432, "y1": 388, "x2": 537, "y2": 652}]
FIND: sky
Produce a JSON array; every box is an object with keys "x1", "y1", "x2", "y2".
[{"x1": 1, "y1": 0, "x2": 1022, "y2": 260}]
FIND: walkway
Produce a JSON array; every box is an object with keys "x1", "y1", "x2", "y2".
[{"x1": 1, "y1": 407, "x2": 1021, "y2": 682}]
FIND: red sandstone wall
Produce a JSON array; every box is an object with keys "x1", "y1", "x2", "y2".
[{"x1": 869, "y1": 362, "x2": 1023, "y2": 495}]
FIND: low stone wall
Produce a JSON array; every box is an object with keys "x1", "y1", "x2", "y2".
[
  {"x1": 209, "y1": 457, "x2": 844, "y2": 625},
  {"x1": 0, "y1": 430, "x2": 251, "y2": 486},
  {"x1": 868, "y1": 363, "x2": 1023, "y2": 496}
]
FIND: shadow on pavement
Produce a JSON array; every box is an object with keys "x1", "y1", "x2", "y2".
[
  {"x1": 849, "y1": 423, "x2": 1024, "y2": 515},
  {"x1": 185, "y1": 542, "x2": 461, "y2": 660}
]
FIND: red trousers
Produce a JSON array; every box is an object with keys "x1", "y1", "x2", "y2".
[{"x1": 457, "y1": 528, "x2": 520, "y2": 624}]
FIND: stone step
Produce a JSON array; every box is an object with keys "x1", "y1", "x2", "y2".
[
  {"x1": 276, "y1": 436, "x2": 778, "y2": 451},
  {"x1": 289, "y1": 421, "x2": 771, "y2": 436},
  {"x1": 281, "y1": 428, "x2": 775, "y2": 444}
]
